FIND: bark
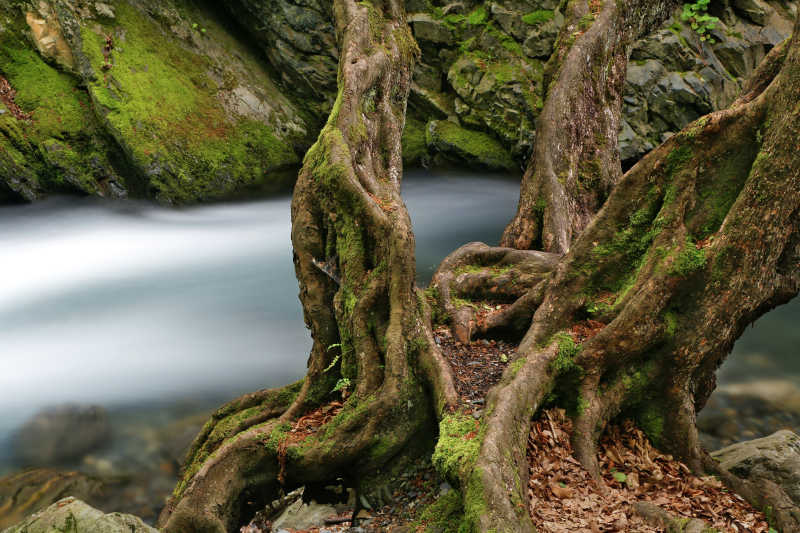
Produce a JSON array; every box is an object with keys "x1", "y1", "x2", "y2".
[
  {"x1": 160, "y1": 5, "x2": 800, "y2": 533},
  {"x1": 158, "y1": 1, "x2": 458, "y2": 530},
  {"x1": 451, "y1": 13, "x2": 800, "y2": 530},
  {"x1": 500, "y1": 0, "x2": 682, "y2": 253}
]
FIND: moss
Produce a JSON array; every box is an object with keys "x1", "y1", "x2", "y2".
[
  {"x1": 665, "y1": 146, "x2": 693, "y2": 178},
  {"x1": 80, "y1": 1, "x2": 299, "y2": 203},
  {"x1": 669, "y1": 237, "x2": 707, "y2": 277},
  {"x1": 433, "y1": 413, "x2": 484, "y2": 481},
  {"x1": 663, "y1": 310, "x2": 679, "y2": 337},
  {"x1": 522, "y1": 10, "x2": 555, "y2": 25},
  {"x1": 510, "y1": 357, "x2": 526, "y2": 377},
  {"x1": 402, "y1": 117, "x2": 428, "y2": 165},
  {"x1": 0, "y1": 18, "x2": 123, "y2": 197},
  {"x1": 550, "y1": 333, "x2": 583, "y2": 375},
  {"x1": 637, "y1": 404, "x2": 664, "y2": 446},
  {"x1": 578, "y1": 13, "x2": 595, "y2": 31},
  {"x1": 427, "y1": 120, "x2": 514, "y2": 170},
  {"x1": 466, "y1": 6, "x2": 488, "y2": 25},
  {"x1": 416, "y1": 490, "x2": 468, "y2": 532}
]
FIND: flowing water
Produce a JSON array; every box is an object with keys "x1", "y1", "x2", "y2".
[{"x1": 0, "y1": 169, "x2": 797, "y2": 472}]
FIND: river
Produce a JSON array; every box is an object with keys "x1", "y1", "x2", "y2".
[{"x1": 0, "y1": 169, "x2": 797, "y2": 472}]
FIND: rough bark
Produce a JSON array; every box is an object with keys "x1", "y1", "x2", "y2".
[
  {"x1": 452, "y1": 13, "x2": 800, "y2": 531},
  {"x1": 161, "y1": 6, "x2": 800, "y2": 533},
  {"x1": 501, "y1": 0, "x2": 682, "y2": 253},
  {"x1": 158, "y1": 1, "x2": 458, "y2": 530}
]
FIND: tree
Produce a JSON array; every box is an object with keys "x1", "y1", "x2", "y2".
[{"x1": 158, "y1": 2, "x2": 800, "y2": 531}]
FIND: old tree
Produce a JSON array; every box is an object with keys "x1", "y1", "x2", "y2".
[{"x1": 159, "y1": 0, "x2": 800, "y2": 531}]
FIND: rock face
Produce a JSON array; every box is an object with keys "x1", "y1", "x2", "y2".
[
  {"x1": 0, "y1": 0, "x2": 796, "y2": 199},
  {"x1": 0, "y1": 0, "x2": 309, "y2": 204},
  {"x1": 13, "y1": 405, "x2": 111, "y2": 466},
  {"x1": 1, "y1": 497, "x2": 158, "y2": 533},
  {"x1": 712, "y1": 430, "x2": 800, "y2": 506}
]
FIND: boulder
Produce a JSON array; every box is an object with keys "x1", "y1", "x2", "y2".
[
  {"x1": 409, "y1": 13, "x2": 454, "y2": 45},
  {"x1": 426, "y1": 120, "x2": 515, "y2": 171},
  {"x1": 0, "y1": 470, "x2": 103, "y2": 529},
  {"x1": 1, "y1": 497, "x2": 157, "y2": 533},
  {"x1": 14, "y1": 405, "x2": 111, "y2": 466},
  {"x1": 712, "y1": 430, "x2": 800, "y2": 505}
]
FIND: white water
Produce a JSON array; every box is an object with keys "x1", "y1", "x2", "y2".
[
  {"x1": 0, "y1": 168, "x2": 797, "y2": 468},
  {"x1": 0, "y1": 170, "x2": 521, "y2": 461}
]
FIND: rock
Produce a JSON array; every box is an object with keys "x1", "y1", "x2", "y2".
[
  {"x1": 1, "y1": 497, "x2": 157, "y2": 533},
  {"x1": 426, "y1": 120, "x2": 515, "y2": 171},
  {"x1": 712, "y1": 430, "x2": 800, "y2": 505},
  {"x1": 94, "y1": 3, "x2": 115, "y2": 19},
  {"x1": 14, "y1": 405, "x2": 111, "y2": 466},
  {"x1": 0, "y1": 469, "x2": 103, "y2": 529},
  {"x1": 271, "y1": 499, "x2": 338, "y2": 530},
  {"x1": 633, "y1": 501, "x2": 708, "y2": 533},
  {"x1": 409, "y1": 13, "x2": 454, "y2": 45},
  {"x1": 733, "y1": 0, "x2": 770, "y2": 26}
]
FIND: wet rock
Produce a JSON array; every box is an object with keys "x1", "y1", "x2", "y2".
[
  {"x1": 1, "y1": 497, "x2": 157, "y2": 533},
  {"x1": 0, "y1": 469, "x2": 103, "y2": 529},
  {"x1": 14, "y1": 405, "x2": 111, "y2": 466},
  {"x1": 712, "y1": 430, "x2": 800, "y2": 505}
]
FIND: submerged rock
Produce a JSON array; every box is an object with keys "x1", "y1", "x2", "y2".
[
  {"x1": 14, "y1": 405, "x2": 111, "y2": 466},
  {"x1": 1, "y1": 497, "x2": 158, "y2": 533}
]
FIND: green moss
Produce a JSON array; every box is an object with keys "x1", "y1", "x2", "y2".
[
  {"x1": 433, "y1": 414, "x2": 483, "y2": 481},
  {"x1": 637, "y1": 404, "x2": 664, "y2": 446},
  {"x1": 80, "y1": 1, "x2": 298, "y2": 203},
  {"x1": 402, "y1": 117, "x2": 428, "y2": 165},
  {"x1": 466, "y1": 6, "x2": 488, "y2": 25},
  {"x1": 669, "y1": 237, "x2": 707, "y2": 277},
  {"x1": 665, "y1": 146, "x2": 693, "y2": 178},
  {"x1": 510, "y1": 357, "x2": 526, "y2": 377},
  {"x1": 522, "y1": 10, "x2": 555, "y2": 25},
  {"x1": 0, "y1": 18, "x2": 123, "y2": 196},
  {"x1": 663, "y1": 310, "x2": 679, "y2": 337},
  {"x1": 427, "y1": 120, "x2": 514, "y2": 170},
  {"x1": 578, "y1": 13, "x2": 595, "y2": 31},
  {"x1": 417, "y1": 490, "x2": 468, "y2": 532},
  {"x1": 550, "y1": 333, "x2": 582, "y2": 375}
]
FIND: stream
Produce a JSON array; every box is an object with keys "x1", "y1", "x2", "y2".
[{"x1": 0, "y1": 169, "x2": 798, "y2": 473}]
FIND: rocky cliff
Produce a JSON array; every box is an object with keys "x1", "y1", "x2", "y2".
[{"x1": 0, "y1": 0, "x2": 796, "y2": 204}]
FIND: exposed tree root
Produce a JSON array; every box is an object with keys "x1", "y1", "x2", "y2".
[{"x1": 430, "y1": 242, "x2": 558, "y2": 343}]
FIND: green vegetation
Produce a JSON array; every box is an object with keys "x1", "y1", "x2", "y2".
[
  {"x1": 433, "y1": 413, "x2": 483, "y2": 480},
  {"x1": 522, "y1": 10, "x2": 555, "y2": 25},
  {"x1": 669, "y1": 237, "x2": 707, "y2": 277},
  {"x1": 466, "y1": 6, "x2": 488, "y2": 25},
  {"x1": 426, "y1": 120, "x2": 515, "y2": 170},
  {"x1": 681, "y1": 0, "x2": 720, "y2": 43},
  {"x1": 80, "y1": 1, "x2": 299, "y2": 203}
]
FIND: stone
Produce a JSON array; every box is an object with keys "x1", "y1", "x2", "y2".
[
  {"x1": 1, "y1": 497, "x2": 157, "y2": 533},
  {"x1": 733, "y1": 0, "x2": 771, "y2": 26},
  {"x1": 409, "y1": 13, "x2": 454, "y2": 45},
  {"x1": 94, "y1": 2, "x2": 115, "y2": 19},
  {"x1": 712, "y1": 430, "x2": 800, "y2": 505},
  {"x1": 14, "y1": 405, "x2": 111, "y2": 466},
  {"x1": 271, "y1": 499, "x2": 338, "y2": 529},
  {"x1": 0, "y1": 470, "x2": 104, "y2": 529}
]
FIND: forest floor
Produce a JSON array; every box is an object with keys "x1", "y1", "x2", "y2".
[{"x1": 242, "y1": 327, "x2": 774, "y2": 533}]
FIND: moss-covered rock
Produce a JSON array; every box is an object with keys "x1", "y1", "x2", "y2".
[
  {"x1": 1, "y1": 0, "x2": 311, "y2": 204},
  {"x1": 2, "y1": 497, "x2": 158, "y2": 533},
  {"x1": 427, "y1": 119, "x2": 514, "y2": 171}
]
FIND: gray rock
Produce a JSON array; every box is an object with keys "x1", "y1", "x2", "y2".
[
  {"x1": 712, "y1": 430, "x2": 800, "y2": 505},
  {"x1": 409, "y1": 13, "x2": 454, "y2": 45},
  {"x1": 733, "y1": 0, "x2": 770, "y2": 26},
  {"x1": 14, "y1": 405, "x2": 111, "y2": 465},
  {"x1": 1, "y1": 497, "x2": 157, "y2": 533},
  {"x1": 271, "y1": 499, "x2": 338, "y2": 529}
]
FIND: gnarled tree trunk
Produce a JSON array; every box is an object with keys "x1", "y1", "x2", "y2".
[
  {"x1": 501, "y1": 0, "x2": 681, "y2": 253},
  {"x1": 161, "y1": 5, "x2": 800, "y2": 533}
]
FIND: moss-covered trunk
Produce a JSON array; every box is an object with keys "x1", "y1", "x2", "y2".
[
  {"x1": 501, "y1": 0, "x2": 682, "y2": 253},
  {"x1": 158, "y1": 0, "x2": 458, "y2": 530},
  {"x1": 162, "y1": 6, "x2": 800, "y2": 533}
]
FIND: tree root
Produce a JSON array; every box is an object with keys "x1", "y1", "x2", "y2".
[{"x1": 430, "y1": 242, "x2": 558, "y2": 343}]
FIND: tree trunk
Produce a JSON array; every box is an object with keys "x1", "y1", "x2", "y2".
[
  {"x1": 160, "y1": 6, "x2": 800, "y2": 533},
  {"x1": 500, "y1": 0, "x2": 682, "y2": 253},
  {"x1": 158, "y1": 1, "x2": 458, "y2": 530}
]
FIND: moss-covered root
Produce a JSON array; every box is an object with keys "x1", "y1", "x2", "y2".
[
  {"x1": 429, "y1": 343, "x2": 559, "y2": 532},
  {"x1": 429, "y1": 242, "x2": 558, "y2": 342},
  {"x1": 501, "y1": 0, "x2": 683, "y2": 253}
]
